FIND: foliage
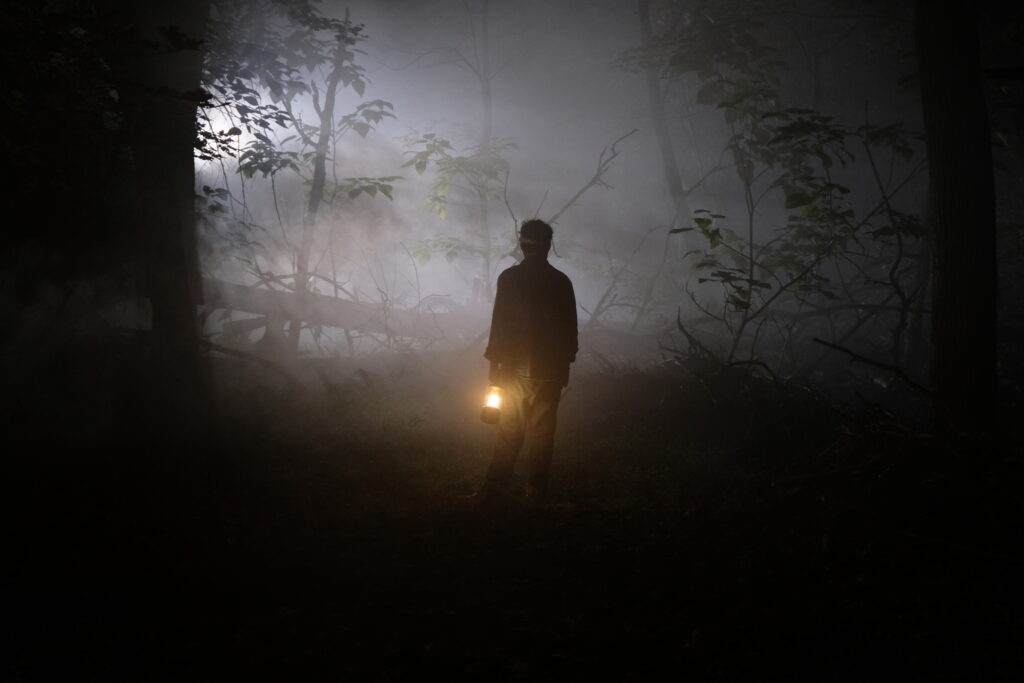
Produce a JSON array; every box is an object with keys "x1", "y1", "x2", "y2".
[
  {"x1": 333, "y1": 176, "x2": 400, "y2": 201},
  {"x1": 202, "y1": 1, "x2": 365, "y2": 134},
  {"x1": 401, "y1": 132, "x2": 516, "y2": 282},
  {"x1": 408, "y1": 233, "x2": 516, "y2": 267},
  {"x1": 619, "y1": 0, "x2": 927, "y2": 377},
  {"x1": 196, "y1": 1, "x2": 400, "y2": 298},
  {"x1": 402, "y1": 133, "x2": 513, "y2": 220}
]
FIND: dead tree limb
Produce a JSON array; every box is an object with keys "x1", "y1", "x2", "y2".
[
  {"x1": 630, "y1": 228, "x2": 673, "y2": 332},
  {"x1": 812, "y1": 337, "x2": 931, "y2": 395},
  {"x1": 202, "y1": 278, "x2": 472, "y2": 342},
  {"x1": 586, "y1": 226, "x2": 656, "y2": 329},
  {"x1": 730, "y1": 359, "x2": 780, "y2": 385},
  {"x1": 672, "y1": 310, "x2": 720, "y2": 367},
  {"x1": 547, "y1": 129, "x2": 637, "y2": 226}
]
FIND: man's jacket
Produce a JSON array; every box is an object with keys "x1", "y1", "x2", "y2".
[{"x1": 484, "y1": 255, "x2": 578, "y2": 383}]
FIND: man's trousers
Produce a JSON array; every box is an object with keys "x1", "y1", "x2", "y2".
[{"x1": 485, "y1": 374, "x2": 564, "y2": 498}]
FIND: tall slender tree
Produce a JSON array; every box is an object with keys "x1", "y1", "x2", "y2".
[
  {"x1": 915, "y1": 0, "x2": 998, "y2": 435},
  {"x1": 282, "y1": 13, "x2": 371, "y2": 352}
]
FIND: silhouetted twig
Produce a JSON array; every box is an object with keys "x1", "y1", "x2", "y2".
[
  {"x1": 730, "y1": 359, "x2": 780, "y2": 385},
  {"x1": 811, "y1": 337, "x2": 931, "y2": 395},
  {"x1": 547, "y1": 129, "x2": 637, "y2": 226}
]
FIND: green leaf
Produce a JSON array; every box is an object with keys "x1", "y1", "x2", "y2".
[
  {"x1": 784, "y1": 191, "x2": 813, "y2": 209},
  {"x1": 727, "y1": 294, "x2": 750, "y2": 311},
  {"x1": 708, "y1": 229, "x2": 722, "y2": 249}
]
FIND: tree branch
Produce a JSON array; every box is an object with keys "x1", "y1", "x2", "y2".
[
  {"x1": 547, "y1": 129, "x2": 637, "y2": 225},
  {"x1": 811, "y1": 337, "x2": 931, "y2": 395}
]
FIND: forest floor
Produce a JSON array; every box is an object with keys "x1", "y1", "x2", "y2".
[{"x1": 4, "y1": 354, "x2": 1024, "y2": 681}]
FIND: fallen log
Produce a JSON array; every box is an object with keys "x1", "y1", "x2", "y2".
[{"x1": 202, "y1": 277, "x2": 474, "y2": 341}]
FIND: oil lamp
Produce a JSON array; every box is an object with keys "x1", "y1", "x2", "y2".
[{"x1": 480, "y1": 385, "x2": 502, "y2": 424}]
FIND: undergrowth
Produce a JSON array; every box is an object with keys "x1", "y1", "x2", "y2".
[{"x1": 4, "y1": 353, "x2": 1022, "y2": 681}]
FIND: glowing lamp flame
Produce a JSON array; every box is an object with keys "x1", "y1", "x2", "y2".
[
  {"x1": 485, "y1": 389, "x2": 502, "y2": 409},
  {"x1": 480, "y1": 385, "x2": 502, "y2": 424}
]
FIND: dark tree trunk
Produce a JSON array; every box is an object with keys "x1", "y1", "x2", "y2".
[
  {"x1": 915, "y1": 0, "x2": 997, "y2": 435},
  {"x1": 903, "y1": 239, "x2": 933, "y2": 382},
  {"x1": 111, "y1": 0, "x2": 212, "y2": 428},
  {"x1": 637, "y1": 0, "x2": 691, "y2": 227}
]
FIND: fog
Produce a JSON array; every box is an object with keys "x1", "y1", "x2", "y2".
[
  {"x1": 191, "y1": 0, "x2": 932, "y2": 399},
  {"x1": 6, "y1": 2, "x2": 1022, "y2": 676}
]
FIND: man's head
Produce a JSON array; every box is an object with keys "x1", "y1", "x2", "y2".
[{"x1": 519, "y1": 219, "x2": 553, "y2": 257}]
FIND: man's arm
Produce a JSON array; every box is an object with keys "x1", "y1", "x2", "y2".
[
  {"x1": 565, "y1": 277, "x2": 578, "y2": 364},
  {"x1": 559, "y1": 276, "x2": 578, "y2": 387},
  {"x1": 484, "y1": 271, "x2": 511, "y2": 386}
]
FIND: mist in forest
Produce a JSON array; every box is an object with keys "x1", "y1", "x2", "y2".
[
  {"x1": 4, "y1": 0, "x2": 1023, "y2": 679},
  {"x1": 193, "y1": 0, "x2": 932, "y2": 401},
  {"x1": 196, "y1": 1, "x2": 674, "y2": 357}
]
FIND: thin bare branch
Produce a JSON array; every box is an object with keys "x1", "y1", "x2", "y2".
[
  {"x1": 547, "y1": 129, "x2": 638, "y2": 225},
  {"x1": 533, "y1": 189, "x2": 550, "y2": 219},
  {"x1": 812, "y1": 337, "x2": 931, "y2": 395}
]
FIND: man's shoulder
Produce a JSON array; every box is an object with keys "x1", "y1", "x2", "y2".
[
  {"x1": 545, "y1": 261, "x2": 574, "y2": 287},
  {"x1": 498, "y1": 262, "x2": 523, "y2": 276},
  {"x1": 498, "y1": 259, "x2": 572, "y2": 287},
  {"x1": 497, "y1": 263, "x2": 523, "y2": 282}
]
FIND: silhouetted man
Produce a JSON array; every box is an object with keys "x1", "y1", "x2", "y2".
[{"x1": 479, "y1": 219, "x2": 578, "y2": 504}]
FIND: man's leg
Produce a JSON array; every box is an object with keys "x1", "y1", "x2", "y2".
[
  {"x1": 484, "y1": 376, "x2": 526, "y2": 493},
  {"x1": 523, "y1": 380, "x2": 563, "y2": 501}
]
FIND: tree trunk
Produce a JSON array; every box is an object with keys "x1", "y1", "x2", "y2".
[
  {"x1": 915, "y1": 0, "x2": 997, "y2": 436},
  {"x1": 112, "y1": 0, "x2": 212, "y2": 429},
  {"x1": 904, "y1": 237, "x2": 933, "y2": 381},
  {"x1": 637, "y1": 0, "x2": 691, "y2": 230}
]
